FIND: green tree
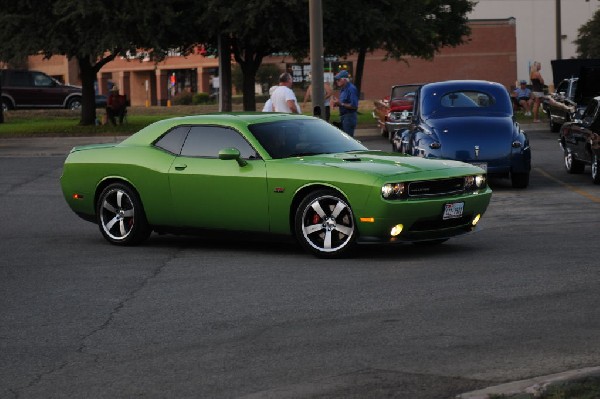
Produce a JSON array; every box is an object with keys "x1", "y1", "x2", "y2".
[
  {"x1": 0, "y1": 0, "x2": 201, "y2": 125},
  {"x1": 575, "y1": 8, "x2": 600, "y2": 58},
  {"x1": 323, "y1": 0, "x2": 475, "y2": 94},
  {"x1": 198, "y1": 0, "x2": 309, "y2": 111}
]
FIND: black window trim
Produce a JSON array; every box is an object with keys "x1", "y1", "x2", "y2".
[{"x1": 153, "y1": 123, "x2": 262, "y2": 160}]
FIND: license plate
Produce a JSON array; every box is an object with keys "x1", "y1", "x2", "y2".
[
  {"x1": 471, "y1": 162, "x2": 487, "y2": 172},
  {"x1": 443, "y1": 202, "x2": 464, "y2": 220}
]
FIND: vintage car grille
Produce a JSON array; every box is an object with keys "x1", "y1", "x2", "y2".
[{"x1": 407, "y1": 177, "x2": 465, "y2": 198}]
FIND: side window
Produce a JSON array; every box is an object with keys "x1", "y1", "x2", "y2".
[
  {"x1": 31, "y1": 72, "x2": 53, "y2": 87},
  {"x1": 10, "y1": 71, "x2": 31, "y2": 87},
  {"x1": 180, "y1": 126, "x2": 258, "y2": 159},
  {"x1": 154, "y1": 126, "x2": 190, "y2": 154}
]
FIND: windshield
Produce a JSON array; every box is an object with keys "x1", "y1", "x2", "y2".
[
  {"x1": 421, "y1": 88, "x2": 511, "y2": 118},
  {"x1": 248, "y1": 118, "x2": 367, "y2": 159}
]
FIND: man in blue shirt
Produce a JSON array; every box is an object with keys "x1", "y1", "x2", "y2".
[
  {"x1": 512, "y1": 80, "x2": 533, "y2": 116},
  {"x1": 332, "y1": 70, "x2": 359, "y2": 136}
]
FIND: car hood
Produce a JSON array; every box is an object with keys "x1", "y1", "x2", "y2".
[
  {"x1": 428, "y1": 116, "x2": 515, "y2": 162},
  {"x1": 574, "y1": 66, "x2": 600, "y2": 106},
  {"x1": 288, "y1": 151, "x2": 477, "y2": 178}
]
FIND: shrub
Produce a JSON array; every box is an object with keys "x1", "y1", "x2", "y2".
[
  {"x1": 172, "y1": 91, "x2": 193, "y2": 105},
  {"x1": 192, "y1": 92, "x2": 212, "y2": 105}
]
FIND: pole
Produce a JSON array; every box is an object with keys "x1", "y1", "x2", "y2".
[
  {"x1": 556, "y1": 0, "x2": 562, "y2": 60},
  {"x1": 309, "y1": 0, "x2": 325, "y2": 119}
]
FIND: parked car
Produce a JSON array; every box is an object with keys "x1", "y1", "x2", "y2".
[
  {"x1": 544, "y1": 65, "x2": 600, "y2": 133},
  {"x1": 94, "y1": 94, "x2": 107, "y2": 108},
  {"x1": 60, "y1": 113, "x2": 492, "y2": 258},
  {"x1": 544, "y1": 77, "x2": 577, "y2": 133},
  {"x1": 392, "y1": 80, "x2": 531, "y2": 188},
  {"x1": 373, "y1": 84, "x2": 421, "y2": 142},
  {"x1": 1, "y1": 69, "x2": 82, "y2": 111},
  {"x1": 559, "y1": 96, "x2": 600, "y2": 183}
]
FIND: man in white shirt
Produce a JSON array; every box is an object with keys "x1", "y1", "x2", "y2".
[{"x1": 270, "y1": 72, "x2": 301, "y2": 114}]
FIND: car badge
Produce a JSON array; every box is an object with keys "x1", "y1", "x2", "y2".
[{"x1": 474, "y1": 145, "x2": 480, "y2": 159}]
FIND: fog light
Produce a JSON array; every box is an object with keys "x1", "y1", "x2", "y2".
[
  {"x1": 472, "y1": 214, "x2": 481, "y2": 226},
  {"x1": 390, "y1": 224, "x2": 404, "y2": 236}
]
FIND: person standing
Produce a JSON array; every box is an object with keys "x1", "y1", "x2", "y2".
[
  {"x1": 530, "y1": 61, "x2": 545, "y2": 123},
  {"x1": 303, "y1": 80, "x2": 333, "y2": 121},
  {"x1": 270, "y1": 72, "x2": 301, "y2": 114},
  {"x1": 262, "y1": 86, "x2": 279, "y2": 112},
  {"x1": 331, "y1": 70, "x2": 359, "y2": 136}
]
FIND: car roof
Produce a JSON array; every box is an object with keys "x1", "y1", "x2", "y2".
[
  {"x1": 421, "y1": 80, "x2": 506, "y2": 92},
  {"x1": 121, "y1": 112, "x2": 313, "y2": 146}
]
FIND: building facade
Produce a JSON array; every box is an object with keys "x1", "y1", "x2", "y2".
[{"x1": 469, "y1": 0, "x2": 600, "y2": 87}]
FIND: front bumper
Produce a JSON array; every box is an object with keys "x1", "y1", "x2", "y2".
[{"x1": 354, "y1": 188, "x2": 492, "y2": 244}]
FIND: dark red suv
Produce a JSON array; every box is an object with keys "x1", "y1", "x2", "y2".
[{"x1": 1, "y1": 69, "x2": 82, "y2": 112}]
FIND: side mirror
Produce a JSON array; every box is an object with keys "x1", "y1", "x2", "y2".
[{"x1": 218, "y1": 148, "x2": 247, "y2": 167}]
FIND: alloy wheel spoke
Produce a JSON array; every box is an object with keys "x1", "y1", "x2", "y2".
[
  {"x1": 116, "y1": 190, "x2": 124, "y2": 208},
  {"x1": 323, "y1": 230, "x2": 332, "y2": 249},
  {"x1": 103, "y1": 200, "x2": 117, "y2": 214},
  {"x1": 106, "y1": 216, "x2": 119, "y2": 231},
  {"x1": 122, "y1": 209, "x2": 134, "y2": 218},
  {"x1": 305, "y1": 224, "x2": 324, "y2": 234},
  {"x1": 331, "y1": 201, "x2": 346, "y2": 218},
  {"x1": 335, "y1": 225, "x2": 353, "y2": 236},
  {"x1": 119, "y1": 220, "x2": 127, "y2": 236},
  {"x1": 311, "y1": 201, "x2": 327, "y2": 218}
]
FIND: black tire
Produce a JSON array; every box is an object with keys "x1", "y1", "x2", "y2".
[
  {"x1": 549, "y1": 113, "x2": 560, "y2": 133},
  {"x1": 564, "y1": 149, "x2": 585, "y2": 174},
  {"x1": 592, "y1": 155, "x2": 600, "y2": 185},
  {"x1": 97, "y1": 183, "x2": 151, "y2": 245},
  {"x1": 67, "y1": 97, "x2": 82, "y2": 110},
  {"x1": 294, "y1": 189, "x2": 356, "y2": 258},
  {"x1": 2, "y1": 98, "x2": 11, "y2": 112},
  {"x1": 511, "y1": 172, "x2": 530, "y2": 188}
]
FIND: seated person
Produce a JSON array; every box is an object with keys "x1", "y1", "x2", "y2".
[
  {"x1": 106, "y1": 85, "x2": 127, "y2": 125},
  {"x1": 512, "y1": 80, "x2": 533, "y2": 116}
]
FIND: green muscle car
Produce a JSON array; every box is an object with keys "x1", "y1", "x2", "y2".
[{"x1": 60, "y1": 113, "x2": 492, "y2": 258}]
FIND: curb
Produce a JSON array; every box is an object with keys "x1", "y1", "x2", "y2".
[{"x1": 456, "y1": 366, "x2": 600, "y2": 398}]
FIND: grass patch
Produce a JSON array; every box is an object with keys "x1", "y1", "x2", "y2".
[{"x1": 0, "y1": 102, "x2": 533, "y2": 137}]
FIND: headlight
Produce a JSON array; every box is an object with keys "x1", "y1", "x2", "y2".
[
  {"x1": 465, "y1": 175, "x2": 486, "y2": 191},
  {"x1": 388, "y1": 112, "x2": 400, "y2": 122},
  {"x1": 381, "y1": 183, "x2": 405, "y2": 199},
  {"x1": 475, "y1": 174, "x2": 486, "y2": 188}
]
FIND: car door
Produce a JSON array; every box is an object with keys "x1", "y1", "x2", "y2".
[
  {"x1": 4, "y1": 70, "x2": 36, "y2": 107},
  {"x1": 30, "y1": 71, "x2": 63, "y2": 107},
  {"x1": 168, "y1": 125, "x2": 269, "y2": 232}
]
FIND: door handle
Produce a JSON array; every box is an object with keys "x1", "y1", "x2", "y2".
[{"x1": 174, "y1": 164, "x2": 187, "y2": 170}]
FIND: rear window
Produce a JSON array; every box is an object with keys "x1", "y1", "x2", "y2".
[{"x1": 440, "y1": 91, "x2": 495, "y2": 108}]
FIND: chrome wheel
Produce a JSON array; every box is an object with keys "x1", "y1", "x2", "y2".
[
  {"x1": 97, "y1": 183, "x2": 151, "y2": 245},
  {"x1": 295, "y1": 190, "x2": 356, "y2": 258},
  {"x1": 68, "y1": 97, "x2": 82, "y2": 110},
  {"x1": 564, "y1": 150, "x2": 585, "y2": 174},
  {"x1": 592, "y1": 155, "x2": 600, "y2": 184}
]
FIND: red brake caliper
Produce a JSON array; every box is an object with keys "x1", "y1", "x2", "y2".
[{"x1": 312, "y1": 213, "x2": 320, "y2": 224}]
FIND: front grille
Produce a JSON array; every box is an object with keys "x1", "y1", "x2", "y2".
[
  {"x1": 410, "y1": 214, "x2": 473, "y2": 232},
  {"x1": 407, "y1": 177, "x2": 465, "y2": 198}
]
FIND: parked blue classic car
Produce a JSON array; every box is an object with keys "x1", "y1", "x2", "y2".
[{"x1": 392, "y1": 80, "x2": 531, "y2": 188}]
